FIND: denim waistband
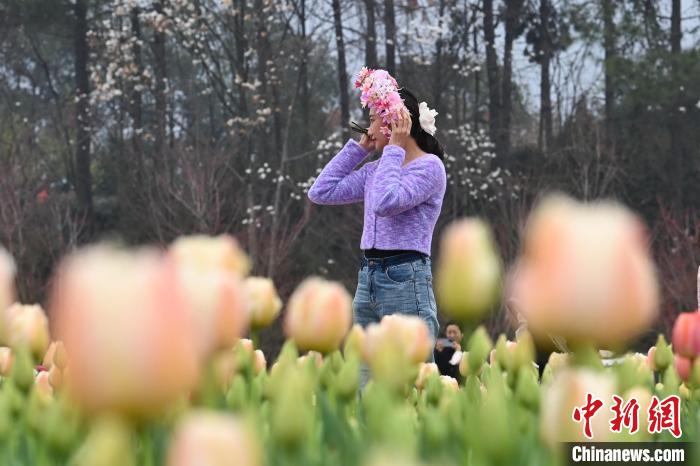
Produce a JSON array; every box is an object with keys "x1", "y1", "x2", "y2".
[{"x1": 360, "y1": 251, "x2": 428, "y2": 269}]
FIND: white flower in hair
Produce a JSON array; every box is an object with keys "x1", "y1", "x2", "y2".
[{"x1": 418, "y1": 101, "x2": 438, "y2": 136}]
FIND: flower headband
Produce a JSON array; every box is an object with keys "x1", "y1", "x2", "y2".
[{"x1": 353, "y1": 67, "x2": 438, "y2": 138}]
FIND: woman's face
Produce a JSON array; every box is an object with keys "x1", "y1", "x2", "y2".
[{"x1": 367, "y1": 110, "x2": 389, "y2": 151}]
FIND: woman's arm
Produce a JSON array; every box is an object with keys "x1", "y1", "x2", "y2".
[
  {"x1": 371, "y1": 145, "x2": 444, "y2": 217},
  {"x1": 307, "y1": 139, "x2": 372, "y2": 205}
]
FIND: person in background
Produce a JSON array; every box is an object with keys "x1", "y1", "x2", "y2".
[{"x1": 434, "y1": 321, "x2": 463, "y2": 380}]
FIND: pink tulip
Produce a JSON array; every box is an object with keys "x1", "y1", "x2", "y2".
[
  {"x1": 646, "y1": 346, "x2": 657, "y2": 371},
  {"x1": 285, "y1": 277, "x2": 352, "y2": 353},
  {"x1": 254, "y1": 349, "x2": 266, "y2": 375},
  {"x1": 35, "y1": 371, "x2": 53, "y2": 399},
  {"x1": 51, "y1": 245, "x2": 199, "y2": 418},
  {"x1": 244, "y1": 277, "x2": 283, "y2": 329},
  {"x1": 509, "y1": 195, "x2": 659, "y2": 349},
  {"x1": 675, "y1": 354, "x2": 692, "y2": 381},
  {"x1": 167, "y1": 411, "x2": 261, "y2": 466},
  {"x1": 672, "y1": 312, "x2": 700, "y2": 358}
]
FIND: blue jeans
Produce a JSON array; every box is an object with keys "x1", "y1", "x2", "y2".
[{"x1": 352, "y1": 252, "x2": 440, "y2": 390}]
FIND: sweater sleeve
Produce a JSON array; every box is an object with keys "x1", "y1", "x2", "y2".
[
  {"x1": 371, "y1": 145, "x2": 444, "y2": 217},
  {"x1": 307, "y1": 139, "x2": 371, "y2": 205}
]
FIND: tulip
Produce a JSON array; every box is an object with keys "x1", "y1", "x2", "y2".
[
  {"x1": 540, "y1": 369, "x2": 617, "y2": 448},
  {"x1": 0, "y1": 347, "x2": 12, "y2": 376},
  {"x1": 672, "y1": 312, "x2": 700, "y2": 358},
  {"x1": 0, "y1": 247, "x2": 15, "y2": 340},
  {"x1": 167, "y1": 411, "x2": 261, "y2": 466},
  {"x1": 344, "y1": 324, "x2": 366, "y2": 357},
  {"x1": 440, "y1": 375, "x2": 459, "y2": 391},
  {"x1": 415, "y1": 363, "x2": 439, "y2": 391},
  {"x1": 43, "y1": 341, "x2": 69, "y2": 370},
  {"x1": 168, "y1": 234, "x2": 251, "y2": 277},
  {"x1": 435, "y1": 219, "x2": 502, "y2": 322},
  {"x1": 298, "y1": 351, "x2": 324, "y2": 369},
  {"x1": 509, "y1": 195, "x2": 659, "y2": 349},
  {"x1": 5, "y1": 304, "x2": 50, "y2": 361},
  {"x1": 645, "y1": 346, "x2": 657, "y2": 371},
  {"x1": 285, "y1": 277, "x2": 352, "y2": 353},
  {"x1": 253, "y1": 349, "x2": 266, "y2": 375},
  {"x1": 35, "y1": 371, "x2": 53, "y2": 399},
  {"x1": 48, "y1": 365, "x2": 63, "y2": 390},
  {"x1": 363, "y1": 315, "x2": 432, "y2": 366},
  {"x1": 653, "y1": 334, "x2": 673, "y2": 372},
  {"x1": 244, "y1": 277, "x2": 282, "y2": 329},
  {"x1": 170, "y1": 260, "x2": 250, "y2": 360},
  {"x1": 51, "y1": 245, "x2": 199, "y2": 417},
  {"x1": 71, "y1": 416, "x2": 136, "y2": 466}
]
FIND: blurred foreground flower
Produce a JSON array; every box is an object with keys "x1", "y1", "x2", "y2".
[
  {"x1": 509, "y1": 195, "x2": 659, "y2": 349},
  {"x1": 169, "y1": 236, "x2": 251, "y2": 360},
  {"x1": 415, "y1": 362, "x2": 439, "y2": 390},
  {"x1": 245, "y1": 277, "x2": 282, "y2": 329},
  {"x1": 285, "y1": 277, "x2": 352, "y2": 353},
  {"x1": 167, "y1": 411, "x2": 261, "y2": 466},
  {"x1": 435, "y1": 219, "x2": 502, "y2": 322},
  {"x1": 541, "y1": 369, "x2": 616, "y2": 448},
  {"x1": 0, "y1": 347, "x2": 12, "y2": 376},
  {"x1": 52, "y1": 245, "x2": 199, "y2": 417}
]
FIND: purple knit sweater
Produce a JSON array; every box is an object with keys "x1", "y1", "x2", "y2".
[{"x1": 308, "y1": 139, "x2": 447, "y2": 257}]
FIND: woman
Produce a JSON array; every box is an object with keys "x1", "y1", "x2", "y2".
[{"x1": 308, "y1": 71, "x2": 447, "y2": 388}]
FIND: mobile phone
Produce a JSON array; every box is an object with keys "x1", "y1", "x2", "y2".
[{"x1": 437, "y1": 338, "x2": 454, "y2": 348}]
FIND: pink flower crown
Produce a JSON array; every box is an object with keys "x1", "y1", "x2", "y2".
[{"x1": 354, "y1": 67, "x2": 406, "y2": 138}]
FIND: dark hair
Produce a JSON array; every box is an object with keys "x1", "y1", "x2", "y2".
[
  {"x1": 444, "y1": 320, "x2": 461, "y2": 332},
  {"x1": 398, "y1": 88, "x2": 445, "y2": 160}
]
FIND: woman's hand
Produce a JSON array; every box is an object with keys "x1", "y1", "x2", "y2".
[
  {"x1": 388, "y1": 109, "x2": 412, "y2": 149},
  {"x1": 359, "y1": 133, "x2": 375, "y2": 152}
]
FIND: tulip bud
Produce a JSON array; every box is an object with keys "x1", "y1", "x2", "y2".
[
  {"x1": 512, "y1": 331, "x2": 535, "y2": 371},
  {"x1": 415, "y1": 363, "x2": 439, "y2": 391},
  {"x1": 0, "y1": 347, "x2": 12, "y2": 376},
  {"x1": 541, "y1": 369, "x2": 617, "y2": 449},
  {"x1": 52, "y1": 245, "x2": 199, "y2": 418},
  {"x1": 34, "y1": 371, "x2": 53, "y2": 401},
  {"x1": 645, "y1": 346, "x2": 657, "y2": 371},
  {"x1": 167, "y1": 411, "x2": 261, "y2": 466},
  {"x1": 6, "y1": 304, "x2": 50, "y2": 361},
  {"x1": 245, "y1": 277, "x2": 282, "y2": 329},
  {"x1": 468, "y1": 326, "x2": 493, "y2": 374},
  {"x1": 271, "y1": 370, "x2": 314, "y2": 450},
  {"x1": 493, "y1": 335, "x2": 514, "y2": 371},
  {"x1": 458, "y1": 352, "x2": 469, "y2": 377},
  {"x1": 169, "y1": 234, "x2": 251, "y2": 277},
  {"x1": 70, "y1": 416, "x2": 136, "y2": 466},
  {"x1": 285, "y1": 277, "x2": 352, "y2": 353},
  {"x1": 334, "y1": 354, "x2": 360, "y2": 400},
  {"x1": 0, "y1": 247, "x2": 16, "y2": 341},
  {"x1": 343, "y1": 324, "x2": 366, "y2": 357},
  {"x1": 439, "y1": 375, "x2": 459, "y2": 391},
  {"x1": 654, "y1": 335, "x2": 673, "y2": 372},
  {"x1": 435, "y1": 219, "x2": 502, "y2": 322},
  {"x1": 253, "y1": 350, "x2": 266, "y2": 375},
  {"x1": 48, "y1": 365, "x2": 63, "y2": 391},
  {"x1": 672, "y1": 312, "x2": 700, "y2": 358},
  {"x1": 11, "y1": 346, "x2": 34, "y2": 392},
  {"x1": 509, "y1": 195, "x2": 659, "y2": 349},
  {"x1": 674, "y1": 354, "x2": 692, "y2": 382},
  {"x1": 515, "y1": 366, "x2": 540, "y2": 411}
]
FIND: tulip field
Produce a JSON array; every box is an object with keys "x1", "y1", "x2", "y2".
[{"x1": 0, "y1": 194, "x2": 698, "y2": 466}]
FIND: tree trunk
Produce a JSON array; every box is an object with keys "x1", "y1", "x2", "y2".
[
  {"x1": 432, "y1": 0, "x2": 447, "y2": 110},
  {"x1": 129, "y1": 8, "x2": 144, "y2": 168},
  {"x1": 670, "y1": 0, "x2": 682, "y2": 54},
  {"x1": 299, "y1": 0, "x2": 310, "y2": 149},
  {"x1": 73, "y1": 0, "x2": 93, "y2": 224},
  {"x1": 153, "y1": 1, "x2": 167, "y2": 161},
  {"x1": 384, "y1": 0, "x2": 396, "y2": 75},
  {"x1": 472, "y1": 4, "x2": 480, "y2": 130},
  {"x1": 363, "y1": 0, "x2": 378, "y2": 68},
  {"x1": 538, "y1": 0, "x2": 553, "y2": 153},
  {"x1": 483, "y1": 0, "x2": 500, "y2": 154},
  {"x1": 601, "y1": 0, "x2": 616, "y2": 153},
  {"x1": 332, "y1": 0, "x2": 350, "y2": 141},
  {"x1": 501, "y1": 0, "x2": 523, "y2": 158}
]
